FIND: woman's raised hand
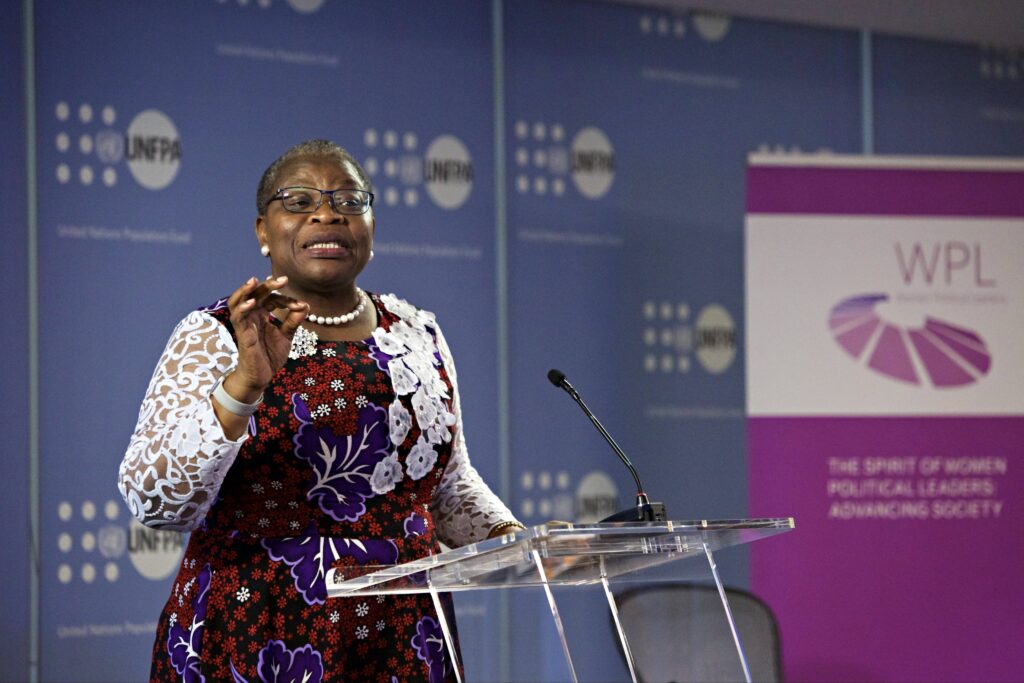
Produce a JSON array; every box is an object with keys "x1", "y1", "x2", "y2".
[{"x1": 222, "y1": 275, "x2": 308, "y2": 404}]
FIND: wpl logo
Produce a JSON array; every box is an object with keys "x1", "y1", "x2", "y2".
[
  {"x1": 54, "y1": 102, "x2": 182, "y2": 190},
  {"x1": 828, "y1": 293, "x2": 991, "y2": 388}
]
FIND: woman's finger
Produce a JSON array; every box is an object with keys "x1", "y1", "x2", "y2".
[
  {"x1": 251, "y1": 276, "x2": 304, "y2": 311},
  {"x1": 227, "y1": 277, "x2": 260, "y2": 310},
  {"x1": 231, "y1": 297, "x2": 261, "y2": 330},
  {"x1": 277, "y1": 301, "x2": 310, "y2": 335},
  {"x1": 258, "y1": 290, "x2": 302, "y2": 311}
]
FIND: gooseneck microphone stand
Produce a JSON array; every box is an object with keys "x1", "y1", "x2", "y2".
[{"x1": 547, "y1": 369, "x2": 666, "y2": 522}]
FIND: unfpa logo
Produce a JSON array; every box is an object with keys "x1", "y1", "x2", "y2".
[
  {"x1": 513, "y1": 122, "x2": 615, "y2": 200},
  {"x1": 571, "y1": 127, "x2": 615, "y2": 199},
  {"x1": 214, "y1": 0, "x2": 326, "y2": 13},
  {"x1": 54, "y1": 102, "x2": 181, "y2": 191},
  {"x1": 424, "y1": 135, "x2": 473, "y2": 210},
  {"x1": 829, "y1": 293, "x2": 991, "y2": 388},
  {"x1": 125, "y1": 110, "x2": 182, "y2": 190},
  {"x1": 55, "y1": 499, "x2": 182, "y2": 586},
  {"x1": 643, "y1": 301, "x2": 736, "y2": 374},
  {"x1": 358, "y1": 130, "x2": 473, "y2": 210}
]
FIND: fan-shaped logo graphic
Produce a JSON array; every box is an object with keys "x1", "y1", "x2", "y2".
[{"x1": 829, "y1": 294, "x2": 991, "y2": 388}]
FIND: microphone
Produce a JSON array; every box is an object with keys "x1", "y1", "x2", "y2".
[{"x1": 547, "y1": 369, "x2": 666, "y2": 523}]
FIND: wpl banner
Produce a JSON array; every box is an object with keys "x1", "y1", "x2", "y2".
[{"x1": 745, "y1": 156, "x2": 1024, "y2": 682}]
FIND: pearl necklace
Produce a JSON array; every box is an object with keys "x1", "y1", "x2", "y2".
[{"x1": 307, "y1": 288, "x2": 367, "y2": 326}]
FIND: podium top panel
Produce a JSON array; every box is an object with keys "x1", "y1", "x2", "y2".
[{"x1": 327, "y1": 517, "x2": 794, "y2": 598}]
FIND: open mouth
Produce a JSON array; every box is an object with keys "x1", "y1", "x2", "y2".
[{"x1": 301, "y1": 235, "x2": 352, "y2": 256}]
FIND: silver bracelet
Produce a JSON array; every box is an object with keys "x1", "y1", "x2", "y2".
[{"x1": 212, "y1": 376, "x2": 264, "y2": 416}]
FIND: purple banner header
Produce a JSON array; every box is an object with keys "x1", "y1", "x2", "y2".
[{"x1": 746, "y1": 165, "x2": 1024, "y2": 217}]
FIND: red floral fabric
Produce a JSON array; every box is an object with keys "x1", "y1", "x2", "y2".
[{"x1": 149, "y1": 293, "x2": 461, "y2": 683}]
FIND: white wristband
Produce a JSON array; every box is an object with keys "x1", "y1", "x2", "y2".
[{"x1": 212, "y1": 376, "x2": 264, "y2": 416}]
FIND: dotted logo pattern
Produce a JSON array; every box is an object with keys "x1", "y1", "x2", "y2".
[
  {"x1": 642, "y1": 301, "x2": 737, "y2": 374},
  {"x1": 638, "y1": 11, "x2": 732, "y2": 43},
  {"x1": 55, "y1": 499, "x2": 183, "y2": 585},
  {"x1": 979, "y1": 45, "x2": 1021, "y2": 80},
  {"x1": 213, "y1": 0, "x2": 327, "y2": 12},
  {"x1": 54, "y1": 101, "x2": 120, "y2": 188},
  {"x1": 53, "y1": 102, "x2": 182, "y2": 191},
  {"x1": 512, "y1": 121, "x2": 616, "y2": 200},
  {"x1": 55, "y1": 499, "x2": 124, "y2": 585},
  {"x1": 517, "y1": 469, "x2": 573, "y2": 521},
  {"x1": 512, "y1": 120, "x2": 569, "y2": 198},
  {"x1": 358, "y1": 129, "x2": 474, "y2": 210},
  {"x1": 753, "y1": 142, "x2": 834, "y2": 156},
  {"x1": 639, "y1": 14, "x2": 687, "y2": 39}
]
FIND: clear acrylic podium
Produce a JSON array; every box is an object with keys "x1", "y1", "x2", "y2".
[{"x1": 326, "y1": 518, "x2": 794, "y2": 683}]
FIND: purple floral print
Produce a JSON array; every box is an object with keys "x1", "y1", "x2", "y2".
[
  {"x1": 167, "y1": 563, "x2": 212, "y2": 683},
  {"x1": 229, "y1": 639, "x2": 324, "y2": 683},
  {"x1": 263, "y1": 529, "x2": 399, "y2": 605},
  {"x1": 411, "y1": 615, "x2": 452, "y2": 683},
  {"x1": 404, "y1": 512, "x2": 427, "y2": 538},
  {"x1": 292, "y1": 395, "x2": 391, "y2": 521}
]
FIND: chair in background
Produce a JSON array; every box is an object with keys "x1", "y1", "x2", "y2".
[{"x1": 611, "y1": 583, "x2": 783, "y2": 682}]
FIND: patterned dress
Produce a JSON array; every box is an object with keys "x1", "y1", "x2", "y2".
[{"x1": 119, "y1": 292, "x2": 517, "y2": 682}]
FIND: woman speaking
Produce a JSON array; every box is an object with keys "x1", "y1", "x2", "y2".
[{"x1": 118, "y1": 139, "x2": 523, "y2": 682}]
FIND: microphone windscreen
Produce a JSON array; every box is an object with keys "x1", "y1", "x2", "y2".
[{"x1": 547, "y1": 368, "x2": 566, "y2": 387}]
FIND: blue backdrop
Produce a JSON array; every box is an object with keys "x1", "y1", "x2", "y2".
[
  {"x1": 3, "y1": 1, "x2": 1023, "y2": 681},
  {"x1": 2, "y1": 3, "x2": 31, "y2": 682},
  {"x1": 502, "y1": 4, "x2": 862, "y2": 679},
  {"x1": 32, "y1": 1, "x2": 501, "y2": 680}
]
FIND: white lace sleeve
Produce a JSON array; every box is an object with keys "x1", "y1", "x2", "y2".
[
  {"x1": 118, "y1": 310, "x2": 247, "y2": 531},
  {"x1": 430, "y1": 321, "x2": 519, "y2": 547}
]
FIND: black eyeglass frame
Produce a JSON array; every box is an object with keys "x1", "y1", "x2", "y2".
[{"x1": 268, "y1": 186, "x2": 375, "y2": 215}]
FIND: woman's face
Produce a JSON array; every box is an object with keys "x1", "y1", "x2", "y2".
[{"x1": 255, "y1": 155, "x2": 374, "y2": 298}]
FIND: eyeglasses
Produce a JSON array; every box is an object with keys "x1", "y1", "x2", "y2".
[{"x1": 268, "y1": 186, "x2": 375, "y2": 215}]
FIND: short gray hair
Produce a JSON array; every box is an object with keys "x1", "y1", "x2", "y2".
[{"x1": 256, "y1": 139, "x2": 372, "y2": 215}]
